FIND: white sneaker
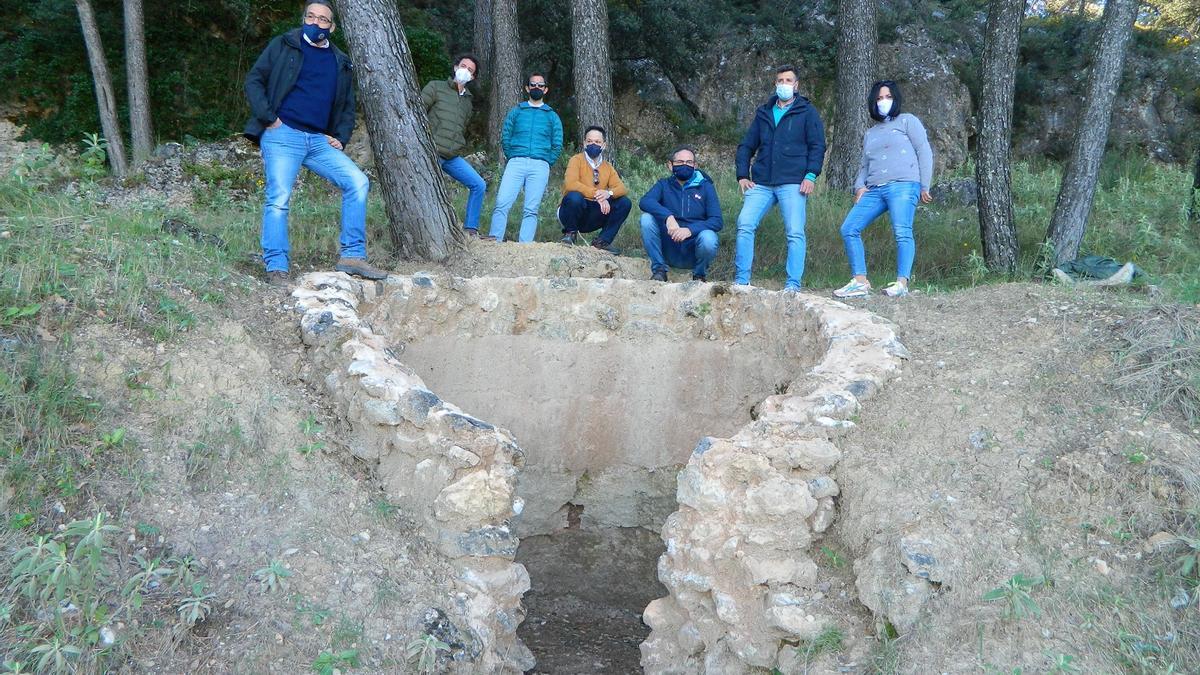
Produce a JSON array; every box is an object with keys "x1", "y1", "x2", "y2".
[
  {"x1": 833, "y1": 279, "x2": 872, "y2": 298},
  {"x1": 883, "y1": 282, "x2": 909, "y2": 297}
]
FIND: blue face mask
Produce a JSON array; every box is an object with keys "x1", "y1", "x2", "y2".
[
  {"x1": 585, "y1": 144, "x2": 603, "y2": 159},
  {"x1": 672, "y1": 165, "x2": 696, "y2": 182},
  {"x1": 303, "y1": 23, "x2": 330, "y2": 44}
]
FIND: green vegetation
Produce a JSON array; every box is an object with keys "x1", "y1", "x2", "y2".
[{"x1": 983, "y1": 574, "x2": 1045, "y2": 619}]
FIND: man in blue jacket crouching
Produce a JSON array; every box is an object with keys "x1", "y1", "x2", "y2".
[{"x1": 639, "y1": 146, "x2": 723, "y2": 282}]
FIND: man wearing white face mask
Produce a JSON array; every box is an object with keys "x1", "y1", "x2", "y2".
[
  {"x1": 422, "y1": 54, "x2": 487, "y2": 236},
  {"x1": 733, "y1": 64, "x2": 827, "y2": 291}
]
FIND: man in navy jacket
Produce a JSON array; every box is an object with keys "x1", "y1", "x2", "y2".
[
  {"x1": 733, "y1": 65, "x2": 826, "y2": 290},
  {"x1": 244, "y1": 1, "x2": 386, "y2": 287},
  {"x1": 639, "y1": 146, "x2": 723, "y2": 282}
]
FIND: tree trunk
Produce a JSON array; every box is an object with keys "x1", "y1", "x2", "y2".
[
  {"x1": 488, "y1": 0, "x2": 521, "y2": 160},
  {"x1": 974, "y1": 0, "x2": 1025, "y2": 273},
  {"x1": 124, "y1": 0, "x2": 153, "y2": 166},
  {"x1": 826, "y1": 0, "x2": 877, "y2": 191},
  {"x1": 1044, "y1": 0, "x2": 1138, "y2": 267},
  {"x1": 1189, "y1": 144, "x2": 1200, "y2": 223},
  {"x1": 337, "y1": 0, "x2": 465, "y2": 260},
  {"x1": 473, "y1": 0, "x2": 493, "y2": 86},
  {"x1": 571, "y1": 0, "x2": 616, "y2": 155},
  {"x1": 75, "y1": 0, "x2": 128, "y2": 178}
]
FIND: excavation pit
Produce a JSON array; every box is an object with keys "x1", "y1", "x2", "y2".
[{"x1": 293, "y1": 272, "x2": 907, "y2": 673}]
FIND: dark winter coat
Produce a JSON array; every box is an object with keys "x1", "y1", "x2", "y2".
[
  {"x1": 638, "y1": 170, "x2": 723, "y2": 235},
  {"x1": 735, "y1": 95, "x2": 827, "y2": 185},
  {"x1": 243, "y1": 29, "x2": 356, "y2": 146},
  {"x1": 421, "y1": 79, "x2": 473, "y2": 159}
]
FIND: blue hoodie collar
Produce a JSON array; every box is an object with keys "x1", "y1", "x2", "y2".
[
  {"x1": 519, "y1": 101, "x2": 555, "y2": 112},
  {"x1": 685, "y1": 169, "x2": 706, "y2": 188}
]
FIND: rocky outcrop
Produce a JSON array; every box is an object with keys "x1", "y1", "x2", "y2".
[
  {"x1": 292, "y1": 272, "x2": 533, "y2": 674},
  {"x1": 640, "y1": 288, "x2": 909, "y2": 673}
]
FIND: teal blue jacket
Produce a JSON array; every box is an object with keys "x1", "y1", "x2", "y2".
[{"x1": 501, "y1": 102, "x2": 563, "y2": 165}]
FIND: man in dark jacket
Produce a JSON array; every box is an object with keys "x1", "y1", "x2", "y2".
[
  {"x1": 733, "y1": 65, "x2": 826, "y2": 291},
  {"x1": 639, "y1": 146, "x2": 723, "y2": 282},
  {"x1": 421, "y1": 54, "x2": 486, "y2": 236},
  {"x1": 243, "y1": 0, "x2": 386, "y2": 286}
]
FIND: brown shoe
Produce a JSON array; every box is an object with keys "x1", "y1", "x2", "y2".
[
  {"x1": 335, "y1": 257, "x2": 389, "y2": 280},
  {"x1": 265, "y1": 270, "x2": 291, "y2": 287}
]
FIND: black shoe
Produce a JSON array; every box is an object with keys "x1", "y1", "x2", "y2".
[
  {"x1": 265, "y1": 270, "x2": 291, "y2": 288},
  {"x1": 692, "y1": 273, "x2": 707, "y2": 282},
  {"x1": 560, "y1": 231, "x2": 578, "y2": 245},
  {"x1": 465, "y1": 228, "x2": 480, "y2": 238},
  {"x1": 652, "y1": 269, "x2": 668, "y2": 282},
  {"x1": 592, "y1": 239, "x2": 621, "y2": 255}
]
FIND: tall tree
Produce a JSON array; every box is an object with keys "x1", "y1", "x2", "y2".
[
  {"x1": 473, "y1": 0, "x2": 494, "y2": 86},
  {"x1": 1190, "y1": 145, "x2": 1200, "y2": 224},
  {"x1": 489, "y1": 0, "x2": 521, "y2": 159},
  {"x1": 571, "y1": 0, "x2": 616, "y2": 154},
  {"x1": 826, "y1": 0, "x2": 877, "y2": 190},
  {"x1": 974, "y1": 0, "x2": 1025, "y2": 273},
  {"x1": 75, "y1": 0, "x2": 128, "y2": 178},
  {"x1": 1044, "y1": 0, "x2": 1140, "y2": 267},
  {"x1": 124, "y1": 0, "x2": 154, "y2": 165},
  {"x1": 337, "y1": 0, "x2": 465, "y2": 260}
]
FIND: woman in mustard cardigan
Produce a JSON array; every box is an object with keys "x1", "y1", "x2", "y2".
[{"x1": 557, "y1": 126, "x2": 631, "y2": 253}]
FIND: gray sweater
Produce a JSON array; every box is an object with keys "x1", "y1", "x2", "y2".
[{"x1": 853, "y1": 113, "x2": 934, "y2": 191}]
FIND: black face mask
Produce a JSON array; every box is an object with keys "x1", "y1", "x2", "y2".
[
  {"x1": 672, "y1": 165, "x2": 696, "y2": 182},
  {"x1": 528, "y1": 89, "x2": 545, "y2": 101}
]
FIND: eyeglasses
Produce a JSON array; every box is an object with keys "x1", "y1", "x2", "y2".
[
  {"x1": 527, "y1": 82, "x2": 547, "y2": 89},
  {"x1": 671, "y1": 159, "x2": 697, "y2": 166},
  {"x1": 591, "y1": 168, "x2": 600, "y2": 185},
  {"x1": 304, "y1": 12, "x2": 333, "y2": 27}
]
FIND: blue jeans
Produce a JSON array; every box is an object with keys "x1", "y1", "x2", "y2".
[
  {"x1": 259, "y1": 122, "x2": 369, "y2": 272},
  {"x1": 733, "y1": 184, "x2": 807, "y2": 288},
  {"x1": 839, "y1": 181, "x2": 919, "y2": 279},
  {"x1": 488, "y1": 156, "x2": 550, "y2": 242},
  {"x1": 559, "y1": 192, "x2": 632, "y2": 244},
  {"x1": 640, "y1": 213, "x2": 719, "y2": 277},
  {"x1": 439, "y1": 156, "x2": 487, "y2": 231}
]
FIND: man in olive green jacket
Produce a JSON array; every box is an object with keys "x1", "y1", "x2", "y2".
[{"x1": 421, "y1": 54, "x2": 486, "y2": 235}]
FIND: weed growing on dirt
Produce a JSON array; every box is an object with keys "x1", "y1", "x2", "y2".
[
  {"x1": 311, "y1": 648, "x2": 359, "y2": 675},
  {"x1": 405, "y1": 633, "x2": 450, "y2": 673},
  {"x1": 795, "y1": 624, "x2": 845, "y2": 666},
  {"x1": 1115, "y1": 305, "x2": 1200, "y2": 428},
  {"x1": 983, "y1": 574, "x2": 1044, "y2": 619},
  {"x1": 254, "y1": 559, "x2": 292, "y2": 593}
]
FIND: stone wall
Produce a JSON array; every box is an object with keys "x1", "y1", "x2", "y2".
[{"x1": 640, "y1": 289, "x2": 909, "y2": 674}]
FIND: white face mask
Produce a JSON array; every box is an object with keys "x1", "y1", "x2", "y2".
[
  {"x1": 454, "y1": 67, "x2": 473, "y2": 85},
  {"x1": 775, "y1": 83, "x2": 795, "y2": 101},
  {"x1": 877, "y1": 99, "x2": 894, "y2": 117}
]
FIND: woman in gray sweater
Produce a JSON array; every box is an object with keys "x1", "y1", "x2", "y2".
[{"x1": 833, "y1": 80, "x2": 934, "y2": 298}]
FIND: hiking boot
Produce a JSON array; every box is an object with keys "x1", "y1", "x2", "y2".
[
  {"x1": 883, "y1": 281, "x2": 909, "y2": 297},
  {"x1": 560, "y1": 231, "x2": 578, "y2": 245},
  {"x1": 265, "y1": 270, "x2": 291, "y2": 288},
  {"x1": 465, "y1": 228, "x2": 480, "y2": 238},
  {"x1": 833, "y1": 278, "x2": 871, "y2": 298},
  {"x1": 651, "y1": 269, "x2": 668, "y2": 282},
  {"x1": 692, "y1": 273, "x2": 707, "y2": 282},
  {"x1": 335, "y1": 257, "x2": 389, "y2": 280},
  {"x1": 591, "y1": 239, "x2": 621, "y2": 255}
]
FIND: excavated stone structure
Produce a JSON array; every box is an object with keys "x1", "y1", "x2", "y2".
[{"x1": 291, "y1": 272, "x2": 907, "y2": 673}]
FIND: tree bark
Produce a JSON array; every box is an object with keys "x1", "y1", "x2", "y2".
[
  {"x1": 473, "y1": 0, "x2": 494, "y2": 86},
  {"x1": 571, "y1": 0, "x2": 616, "y2": 155},
  {"x1": 337, "y1": 0, "x2": 465, "y2": 260},
  {"x1": 1044, "y1": 0, "x2": 1138, "y2": 267},
  {"x1": 489, "y1": 0, "x2": 521, "y2": 160},
  {"x1": 826, "y1": 0, "x2": 877, "y2": 191},
  {"x1": 1189, "y1": 144, "x2": 1200, "y2": 223},
  {"x1": 124, "y1": 0, "x2": 153, "y2": 166},
  {"x1": 974, "y1": 0, "x2": 1025, "y2": 273},
  {"x1": 75, "y1": 0, "x2": 128, "y2": 178}
]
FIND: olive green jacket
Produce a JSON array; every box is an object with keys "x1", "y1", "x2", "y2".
[{"x1": 421, "y1": 79, "x2": 473, "y2": 159}]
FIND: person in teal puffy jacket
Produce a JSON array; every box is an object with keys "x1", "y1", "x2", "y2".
[{"x1": 485, "y1": 72, "x2": 564, "y2": 242}]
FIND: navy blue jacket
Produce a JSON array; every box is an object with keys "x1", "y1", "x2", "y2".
[
  {"x1": 639, "y1": 171, "x2": 723, "y2": 235},
  {"x1": 735, "y1": 95, "x2": 827, "y2": 185},
  {"x1": 243, "y1": 29, "x2": 356, "y2": 146}
]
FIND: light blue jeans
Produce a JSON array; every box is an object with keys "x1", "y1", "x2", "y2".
[
  {"x1": 839, "y1": 181, "x2": 919, "y2": 279},
  {"x1": 733, "y1": 184, "x2": 806, "y2": 289},
  {"x1": 439, "y1": 156, "x2": 487, "y2": 231},
  {"x1": 488, "y1": 156, "x2": 550, "y2": 242},
  {"x1": 639, "y1": 213, "x2": 719, "y2": 277},
  {"x1": 259, "y1": 122, "x2": 368, "y2": 272}
]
